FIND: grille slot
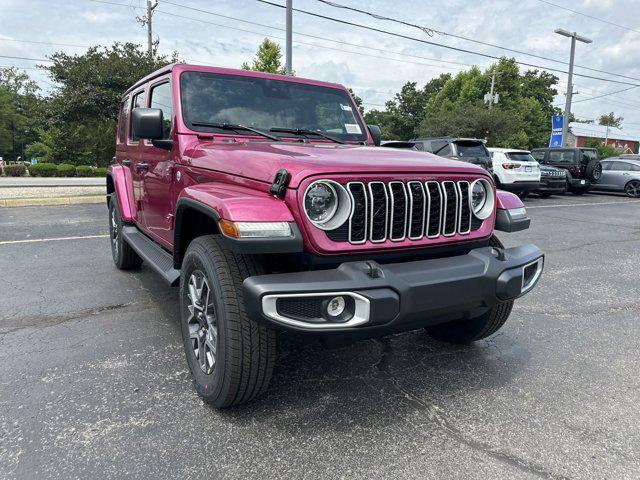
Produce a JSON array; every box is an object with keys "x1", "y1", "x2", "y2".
[{"x1": 337, "y1": 179, "x2": 482, "y2": 244}]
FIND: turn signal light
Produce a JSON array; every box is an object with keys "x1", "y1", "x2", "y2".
[{"x1": 219, "y1": 219, "x2": 292, "y2": 238}]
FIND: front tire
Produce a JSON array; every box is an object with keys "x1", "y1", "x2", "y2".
[
  {"x1": 425, "y1": 235, "x2": 514, "y2": 344},
  {"x1": 624, "y1": 180, "x2": 640, "y2": 198},
  {"x1": 108, "y1": 195, "x2": 142, "y2": 270},
  {"x1": 180, "y1": 235, "x2": 277, "y2": 408}
]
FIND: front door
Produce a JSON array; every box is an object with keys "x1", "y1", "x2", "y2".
[{"x1": 140, "y1": 79, "x2": 175, "y2": 247}]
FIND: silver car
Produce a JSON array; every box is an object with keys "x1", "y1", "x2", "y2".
[{"x1": 592, "y1": 158, "x2": 640, "y2": 197}]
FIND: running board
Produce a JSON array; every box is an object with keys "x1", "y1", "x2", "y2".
[{"x1": 122, "y1": 226, "x2": 180, "y2": 286}]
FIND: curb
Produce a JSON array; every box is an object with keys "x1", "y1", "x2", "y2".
[{"x1": 0, "y1": 195, "x2": 106, "y2": 207}]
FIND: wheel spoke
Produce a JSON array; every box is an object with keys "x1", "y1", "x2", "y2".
[{"x1": 184, "y1": 269, "x2": 218, "y2": 375}]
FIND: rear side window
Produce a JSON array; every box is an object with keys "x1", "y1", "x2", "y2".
[
  {"x1": 118, "y1": 96, "x2": 130, "y2": 144},
  {"x1": 455, "y1": 141, "x2": 489, "y2": 158},
  {"x1": 438, "y1": 143, "x2": 452, "y2": 156},
  {"x1": 631, "y1": 164, "x2": 640, "y2": 172},
  {"x1": 548, "y1": 150, "x2": 575, "y2": 164},
  {"x1": 581, "y1": 149, "x2": 598, "y2": 162},
  {"x1": 610, "y1": 161, "x2": 631, "y2": 171},
  {"x1": 129, "y1": 91, "x2": 146, "y2": 143},
  {"x1": 531, "y1": 150, "x2": 545, "y2": 161},
  {"x1": 429, "y1": 140, "x2": 448, "y2": 153},
  {"x1": 150, "y1": 82, "x2": 173, "y2": 140}
]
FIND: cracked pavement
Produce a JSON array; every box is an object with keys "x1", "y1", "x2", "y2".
[{"x1": 1, "y1": 194, "x2": 639, "y2": 479}]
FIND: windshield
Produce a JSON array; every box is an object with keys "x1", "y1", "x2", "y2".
[
  {"x1": 455, "y1": 141, "x2": 490, "y2": 158},
  {"x1": 506, "y1": 152, "x2": 536, "y2": 162},
  {"x1": 180, "y1": 71, "x2": 367, "y2": 142}
]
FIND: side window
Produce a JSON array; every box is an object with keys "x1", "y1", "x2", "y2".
[
  {"x1": 414, "y1": 141, "x2": 426, "y2": 151},
  {"x1": 630, "y1": 164, "x2": 640, "y2": 172},
  {"x1": 611, "y1": 162, "x2": 631, "y2": 171},
  {"x1": 549, "y1": 150, "x2": 573, "y2": 164},
  {"x1": 430, "y1": 140, "x2": 448, "y2": 154},
  {"x1": 150, "y1": 82, "x2": 173, "y2": 140},
  {"x1": 129, "y1": 91, "x2": 146, "y2": 143},
  {"x1": 601, "y1": 161, "x2": 612, "y2": 171},
  {"x1": 439, "y1": 143, "x2": 452, "y2": 156},
  {"x1": 118, "y1": 96, "x2": 130, "y2": 144},
  {"x1": 531, "y1": 151, "x2": 545, "y2": 161}
]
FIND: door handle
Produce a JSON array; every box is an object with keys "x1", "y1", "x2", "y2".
[
  {"x1": 137, "y1": 162, "x2": 149, "y2": 170},
  {"x1": 122, "y1": 159, "x2": 131, "y2": 166}
]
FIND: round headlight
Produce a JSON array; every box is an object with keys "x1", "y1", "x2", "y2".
[
  {"x1": 304, "y1": 180, "x2": 352, "y2": 230},
  {"x1": 304, "y1": 182, "x2": 338, "y2": 224},
  {"x1": 469, "y1": 179, "x2": 494, "y2": 220}
]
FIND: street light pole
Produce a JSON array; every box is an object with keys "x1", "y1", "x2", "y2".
[
  {"x1": 555, "y1": 28, "x2": 592, "y2": 147},
  {"x1": 285, "y1": 0, "x2": 293, "y2": 75}
]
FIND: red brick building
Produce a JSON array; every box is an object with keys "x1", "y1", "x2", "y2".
[{"x1": 569, "y1": 122, "x2": 639, "y2": 154}]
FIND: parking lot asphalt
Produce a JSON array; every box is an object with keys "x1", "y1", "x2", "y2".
[{"x1": 1, "y1": 193, "x2": 639, "y2": 480}]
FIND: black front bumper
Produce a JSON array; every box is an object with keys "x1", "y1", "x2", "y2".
[
  {"x1": 244, "y1": 244, "x2": 544, "y2": 335},
  {"x1": 536, "y1": 177, "x2": 567, "y2": 194}
]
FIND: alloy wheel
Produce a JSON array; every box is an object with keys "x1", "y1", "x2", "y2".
[
  {"x1": 625, "y1": 181, "x2": 640, "y2": 198},
  {"x1": 110, "y1": 206, "x2": 119, "y2": 256},
  {"x1": 186, "y1": 270, "x2": 218, "y2": 375}
]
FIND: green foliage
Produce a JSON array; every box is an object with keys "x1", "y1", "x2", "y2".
[
  {"x1": 28, "y1": 162, "x2": 57, "y2": 177},
  {"x1": 347, "y1": 88, "x2": 364, "y2": 115},
  {"x1": 75, "y1": 165, "x2": 93, "y2": 177},
  {"x1": 241, "y1": 38, "x2": 288, "y2": 75},
  {"x1": 584, "y1": 138, "x2": 623, "y2": 159},
  {"x1": 93, "y1": 167, "x2": 108, "y2": 177},
  {"x1": 56, "y1": 163, "x2": 76, "y2": 176},
  {"x1": 39, "y1": 43, "x2": 177, "y2": 166},
  {"x1": 598, "y1": 112, "x2": 623, "y2": 128},
  {"x1": 3, "y1": 163, "x2": 27, "y2": 177}
]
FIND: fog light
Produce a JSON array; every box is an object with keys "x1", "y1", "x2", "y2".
[{"x1": 326, "y1": 296, "x2": 346, "y2": 317}]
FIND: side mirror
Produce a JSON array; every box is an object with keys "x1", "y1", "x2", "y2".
[
  {"x1": 131, "y1": 108, "x2": 163, "y2": 140},
  {"x1": 367, "y1": 125, "x2": 381, "y2": 146}
]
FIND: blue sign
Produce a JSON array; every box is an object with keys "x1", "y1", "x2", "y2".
[{"x1": 549, "y1": 115, "x2": 564, "y2": 147}]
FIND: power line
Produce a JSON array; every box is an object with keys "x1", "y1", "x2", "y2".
[
  {"x1": 0, "y1": 55, "x2": 52, "y2": 62},
  {"x1": 571, "y1": 86, "x2": 640, "y2": 105},
  {"x1": 0, "y1": 38, "x2": 89, "y2": 48},
  {"x1": 255, "y1": 0, "x2": 640, "y2": 87},
  {"x1": 533, "y1": 0, "x2": 640, "y2": 35},
  {"x1": 309, "y1": 0, "x2": 640, "y2": 84}
]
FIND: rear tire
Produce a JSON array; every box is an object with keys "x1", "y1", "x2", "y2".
[
  {"x1": 516, "y1": 191, "x2": 529, "y2": 199},
  {"x1": 108, "y1": 195, "x2": 142, "y2": 270},
  {"x1": 537, "y1": 193, "x2": 552, "y2": 198},
  {"x1": 179, "y1": 235, "x2": 277, "y2": 408},
  {"x1": 624, "y1": 180, "x2": 640, "y2": 198},
  {"x1": 425, "y1": 235, "x2": 514, "y2": 344},
  {"x1": 570, "y1": 187, "x2": 588, "y2": 195}
]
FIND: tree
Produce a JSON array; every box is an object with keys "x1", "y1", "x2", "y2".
[
  {"x1": 0, "y1": 67, "x2": 41, "y2": 162},
  {"x1": 599, "y1": 112, "x2": 623, "y2": 128},
  {"x1": 40, "y1": 42, "x2": 178, "y2": 166},
  {"x1": 241, "y1": 38, "x2": 287, "y2": 75},
  {"x1": 584, "y1": 138, "x2": 623, "y2": 159},
  {"x1": 348, "y1": 88, "x2": 364, "y2": 115}
]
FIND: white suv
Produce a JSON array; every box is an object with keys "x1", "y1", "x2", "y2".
[{"x1": 488, "y1": 148, "x2": 541, "y2": 197}]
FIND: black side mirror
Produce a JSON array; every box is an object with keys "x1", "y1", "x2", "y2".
[
  {"x1": 367, "y1": 125, "x2": 381, "y2": 146},
  {"x1": 131, "y1": 108, "x2": 164, "y2": 140}
]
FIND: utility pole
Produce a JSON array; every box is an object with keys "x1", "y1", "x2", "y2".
[
  {"x1": 555, "y1": 28, "x2": 592, "y2": 147},
  {"x1": 484, "y1": 71, "x2": 500, "y2": 109},
  {"x1": 137, "y1": 0, "x2": 158, "y2": 57},
  {"x1": 285, "y1": 0, "x2": 293, "y2": 75}
]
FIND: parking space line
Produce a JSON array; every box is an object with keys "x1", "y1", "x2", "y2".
[
  {"x1": 526, "y1": 199, "x2": 640, "y2": 209},
  {"x1": 0, "y1": 234, "x2": 109, "y2": 245}
]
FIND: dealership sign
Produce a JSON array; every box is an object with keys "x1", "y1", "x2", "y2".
[{"x1": 549, "y1": 115, "x2": 563, "y2": 147}]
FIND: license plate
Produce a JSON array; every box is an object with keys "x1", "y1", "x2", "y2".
[{"x1": 525, "y1": 166, "x2": 532, "y2": 172}]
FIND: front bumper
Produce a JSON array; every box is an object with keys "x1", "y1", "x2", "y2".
[
  {"x1": 244, "y1": 244, "x2": 544, "y2": 334},
  {"x1": 536, "y1": 177, "x2": 566, "y2": 194}
]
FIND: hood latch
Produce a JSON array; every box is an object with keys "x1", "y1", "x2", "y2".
[{"x1": 270, "y1": 168, "x2": 290, "y2": 199}]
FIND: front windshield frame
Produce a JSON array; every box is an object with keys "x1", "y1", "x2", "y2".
[{"x1": 179, "y1": 71, "x2": 368, "y2": 143}]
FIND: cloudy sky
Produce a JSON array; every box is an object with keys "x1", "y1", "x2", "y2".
[{"x1": 2, "y1": 0, "x2": 640, "y2": 135}]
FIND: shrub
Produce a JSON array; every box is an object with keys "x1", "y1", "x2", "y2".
[
  {"x1": 75, "y1": 165, "x2": 93, "y2": 177},
  {"x1": 56, "y1": 164, "x2": 76, "y2": 177},
  {"x1": 93, "y1": 167, "x2": 108, "y2": 177},
  {"x1": 28, "y1": 163, "x2": 58, "y2": 177},
  {"x1": 3, "y1": 164, "x2": 27, "y2": 177}
]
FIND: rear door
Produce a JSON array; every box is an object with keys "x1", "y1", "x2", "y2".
[
  {"x1": 598, "y1": 161, "x2": 614, "y2": 189},
  {"x1": 608, "y1": 161, "x2": 632, "y2": 189},
  {"x1": 140, "y1": 79, "x2": 175, "y2": 247},
  {"x1": 128, "y1": 89, "x2": 147, "y2": 224}
]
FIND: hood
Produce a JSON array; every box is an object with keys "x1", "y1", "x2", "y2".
[{"x1": 187, "y1": 141, "x2": 489, "y2": 188}]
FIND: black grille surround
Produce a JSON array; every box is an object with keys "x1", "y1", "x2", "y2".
[{"x1": 325, "y1": 180, "x2": 483, "y2": 245}]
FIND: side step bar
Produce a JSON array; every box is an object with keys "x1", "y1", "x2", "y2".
[{"x1": 122, "y1": 226, "x2": 180, "y2": 286}]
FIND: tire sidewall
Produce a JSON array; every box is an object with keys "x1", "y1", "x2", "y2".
[{"x1": 179, "y1": 241, "x2": 230, "y2": 402}]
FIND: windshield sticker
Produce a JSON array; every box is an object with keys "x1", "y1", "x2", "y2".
[
  {"x1": 340, "y1": 104, "x2": 353, "y2": 112},
  {"x1": 345, "y1": 123, "x2": 361, "y2": 134}
]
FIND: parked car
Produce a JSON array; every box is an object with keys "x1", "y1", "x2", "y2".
[
  {"x1": 410, "y1": 137, "x2": 492, "y2": 170},
  {"x1": 535, "y1": 164, "x2": 567, "y2": 197},
  {"x1": 530, "y1": 147, "x2": 602, "y2": 194},
  {"x1": 381, "y1": 140, "x2": 417, "y2": 150},
  {"x1": 487, "y1": 148, "x2": 541, "y2": 198},
  {"x1": 591, "y1": 157, "x2": 640, "y2": 197},
  {"x1": 619, "y1": 154, "x2": 640, "y2": 161},
  {"x1": 107, "y1": 64, "x2": 544, "y2": 407}
]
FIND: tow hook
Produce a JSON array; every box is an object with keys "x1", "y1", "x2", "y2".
[{"x1": 270, "y1": 168, "x2": 290, "y2": 199}]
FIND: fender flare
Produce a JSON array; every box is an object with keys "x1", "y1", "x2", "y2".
[
  {"x1": 494, "y1": 189, "x2": 530, "y2": 233},
  {"x1": 107, "y1": 165, "x2": 136, "y2": 222},
  {"x1": 173, "y1": 186, "x2": 303, "y2": 268}
]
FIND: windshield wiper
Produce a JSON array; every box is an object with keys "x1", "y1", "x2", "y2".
[
  {"x1": 191, "y1": 122, "x2": 281, "y2": 141},
  {"x1": 269, "y1": 128, "x2": 345, "y2": 144}
]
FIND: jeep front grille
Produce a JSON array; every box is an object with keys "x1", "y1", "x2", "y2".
[{"x1": 340, "y1": 180, "x2": 475, "y2": 244}]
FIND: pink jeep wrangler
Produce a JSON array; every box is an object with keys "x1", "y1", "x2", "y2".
[{"x1": 107, "y1": 64, "x2": 544, "y2": 407}]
